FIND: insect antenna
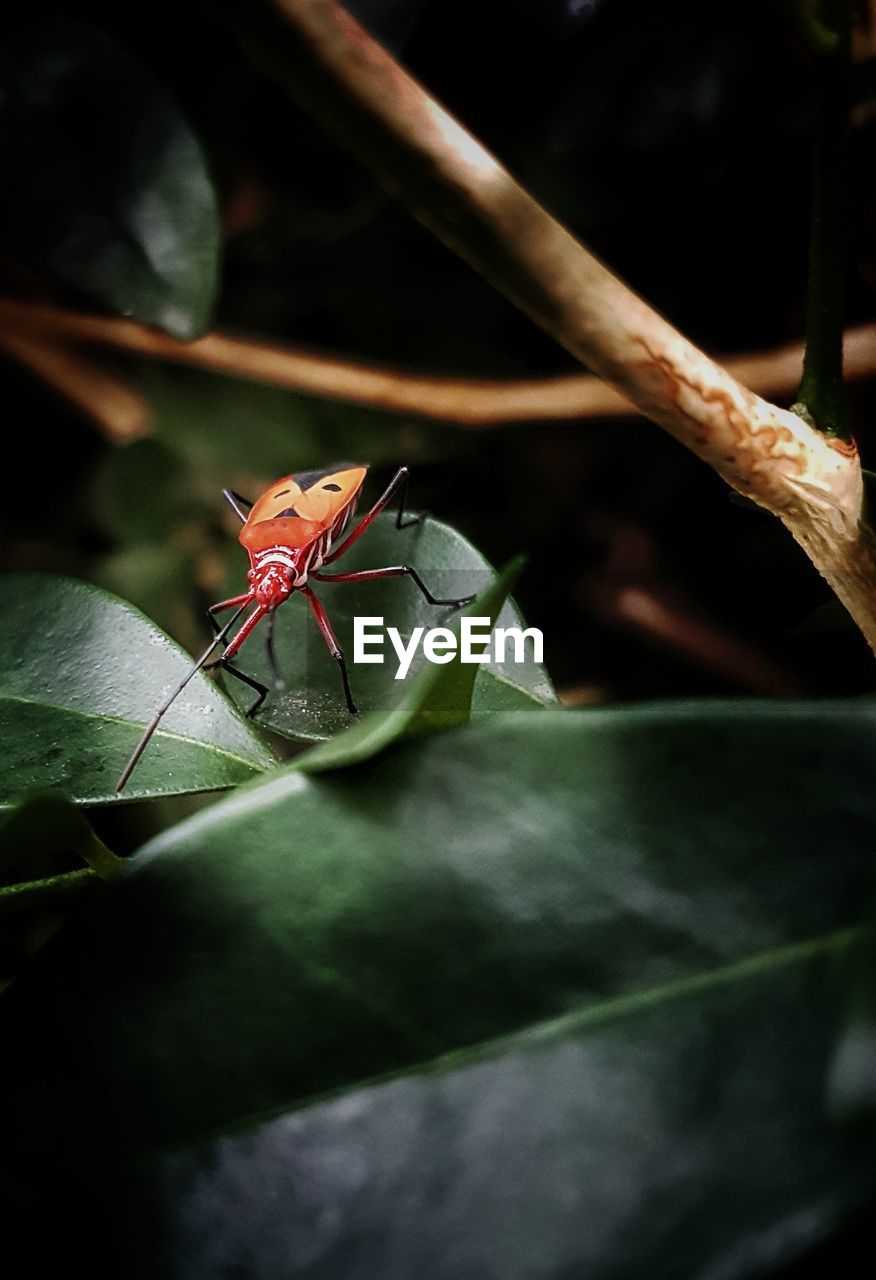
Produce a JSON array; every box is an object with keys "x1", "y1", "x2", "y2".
[{"x1": 115, "y1": 599, "x2": 253, "y2": 792}]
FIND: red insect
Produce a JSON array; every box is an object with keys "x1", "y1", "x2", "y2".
[{"x1": 116, "y1": 464, "x2": 473, "y2": 790}]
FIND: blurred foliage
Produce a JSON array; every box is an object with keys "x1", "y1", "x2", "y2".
[
  {"x1": 0, "y1": 790, "x2": 118, "y2": 877},
  {"x1": 1, "y1": 0, "x2": 875, "y2": 1275},
  {"x1": 0, "y1": 791, "x2": 118, "y2": 990},
  {"x1": 829, "y1": 921, "x2": 876, "y2": 1126},
  {"x1": 6, "y1": 703, "x2": 876, "y2": 1273},
  {"x1": 0, "y1": 21, "x2": 220, "y2": 336}
]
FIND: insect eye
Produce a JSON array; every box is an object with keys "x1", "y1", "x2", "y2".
[{"x1": 322, "y1": 483, "x2": 342, "y2": 492}]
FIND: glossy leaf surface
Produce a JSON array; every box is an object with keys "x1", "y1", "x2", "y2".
[
  {"x1": 296, "y1": 554, "x2": 525, "y2": 772},
  {"x1": 0, "y1": 790, "x2": 119, "y2": 880},
  {"x1": 0, "y1": 574, "x2": 274, "y2": 806},
  {"x1": 225, "y1": 514, "x2": 555, "y2": 740},
  {"x1": 129, "y1": 928, "x2": 868, "y2": 1280},
  {"x1": 0, "y1": 22, "x2": 220, "y2": 337},
  {"x1": 4, "y1": 702, "x2": 876, "y2": 1276}
]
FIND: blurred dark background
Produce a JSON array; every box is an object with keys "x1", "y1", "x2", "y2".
[
  {"x1": 1, "y1": 0, "x2": 875, "y2": 711},
  {"x1": 2, "y1": 7, "x2": 876, "y2": 1274}
]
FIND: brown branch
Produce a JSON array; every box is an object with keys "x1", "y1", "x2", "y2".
[
  {"x1": 0, "y1": 299, "x2": 873, "y2": 430},
  {"x1": 234, "y1": 3, "x2": 840, "y2": 482},
  {"x1": 0, "y1": 328, "x2": 150, "y2": 442},
  {"x1": 209, "y1": 0, "x2": 876, "y2": 653}
]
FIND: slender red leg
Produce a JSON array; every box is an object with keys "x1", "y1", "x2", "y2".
[
  {"x1": 210, "y1": 592, "x2": 255, "y2": 614},
  {"x1": 322, "y1": 465, "x2": 416, "y2": 565},
  {"x1": 204, "y1": 593, "x2": 270, "y2": 716},
  {"x1": 208, "y1": 592, "x2": 256, "y2": 635},
  {"x1": 223, "y1": 604, "x2": 268, "y2": 661},
  {"x1": 204, "y1": 591, "x2": 270, "y2": 713},
  {"x1": 312, "y1": 565, "x2": 475, "y2": 608},
  {"x1": 300, "y1": 585, "x2": 358, "y2": 715}
]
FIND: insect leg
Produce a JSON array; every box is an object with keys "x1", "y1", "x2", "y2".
[
  {"x1": 222, "y1": 489, "x2": 253, "y2": 524},
  {"x1": 312, "y1": 565, "x2": 476, "y2": 609},
  {"x1": 207, "y1": 592, "x2": 256, "y2": 635},
  {"x1": 322, "y1": 466, "x2": 418, "y2": 565},
  {"x1": 207, "y1": 658, "x2": 269, "y2": 718},
  {"x1": 391, "y1": 466, "x2": 420, "y2": 530},
  {"x1": 300, "y1": 585, "x2": 358, "y2": 715},
  {"x1": 205, "y1": 601, "x2": 270, "y2": 717},
  {"x1": 222, "y1": 602, "x2": 268, "y2": 661},
  {"x1": 115, "y1": 600, "x2": 253, "y2": 791}
]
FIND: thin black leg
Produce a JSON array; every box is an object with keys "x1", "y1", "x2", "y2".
[
  {"x1": 312, "y1": 565, "x2": 475, "y2": 609},
  {"x1": 335, "y1": 653, "x2": 357, "y2": 717},
  {"x1": 392, "y1": 468, "x2": 421, "y2": 530},
  {"x1": 323, "y1": 466, "x2": 421, "y2": 565},
  {"x1": 206, "y1": 657, "x2": 269, "y2": 718}
]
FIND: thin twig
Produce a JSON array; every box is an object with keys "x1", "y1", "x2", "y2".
[
  {"x1": 0, "y1": 328, "x2": 150, "y2": 442},
  {"x1": 0, "y1": 299, "x2": 873, "y2": 429}
]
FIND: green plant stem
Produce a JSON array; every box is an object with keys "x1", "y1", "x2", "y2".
[
  {"x1": 796, "y1": 0, "x2": 852, "y2": 439},
  {"x1": 0, "y1": 868, "x2": 98, "y2": 916},
  {"x1": 78, "y1": 832, "x2": 123, "y2": 879}
]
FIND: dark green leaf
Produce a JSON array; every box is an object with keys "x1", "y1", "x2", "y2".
[
  {"x1": 4, "y1": 701, "x2": 876, "y2": 1276},
  {"x1": 125, "y1": 927, "x2": 870, "y2": 1280},
  {"x1": 227, "y1": 515, "x2": 554, "y2": 741},
  {"x1": 0, "y1": 793, "x2": 118, "y2": 989},
  {"x1": 93, "y1": 439, "x2": 192, "y2": 545},
  {"x1": 0, "y1": 791, "x2": 120, "y2": 881},
  {"x1": 0, "y1": 22, "x2": 220, "y2": 338},
  {"x1": 91, "y1": 542, "x2": 202, "y2": 654},
  {"x1": 828, "y1": 922, "x2": 876, "y2": 1122},
  {"x1": 297, "y1": 554, "x2": 525, "y2": 772},
  {"x1": 0, "y1": 574, "x2": 274, "y2": 807}
]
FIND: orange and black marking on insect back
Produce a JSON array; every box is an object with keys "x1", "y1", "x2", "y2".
[
  {"x1": 115, "y1": 463, "x2": 475, "y2": 791},
  {"x1": 240, "y1": 464, "x2": 367, "y2": 556}
]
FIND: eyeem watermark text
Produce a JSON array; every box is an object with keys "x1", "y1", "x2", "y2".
[{"x1": 354, "y1": 616, "x2": 543, "y2": 680}]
